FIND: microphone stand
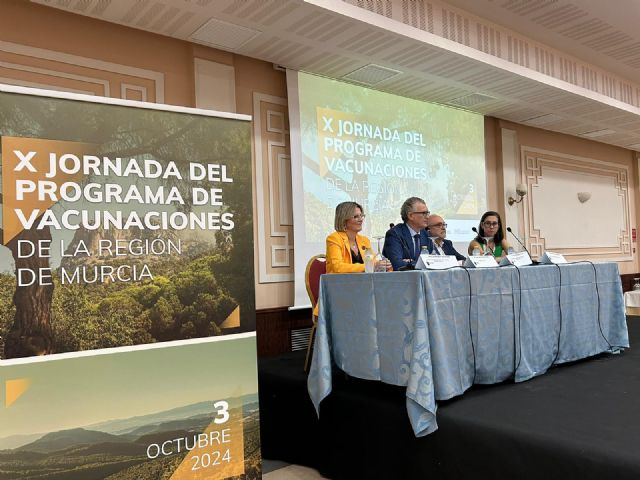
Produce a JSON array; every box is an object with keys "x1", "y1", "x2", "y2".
[
  {"x1": 471, "y1": 227, "x2": 495, "y2": 256},
  {"x1": 506, "y1": 227, "x2": 538, "y2": 264}
]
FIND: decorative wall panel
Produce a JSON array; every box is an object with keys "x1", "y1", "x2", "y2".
[
  {"x1": 521, "y1": 147, "x2": 631, "y2": 261},
  {"x1": 0, "y1": 40, "x2": 163, "y2": 102},
  {"x1": 253, "y1": 92, "x2": 294, "y2": 283}
]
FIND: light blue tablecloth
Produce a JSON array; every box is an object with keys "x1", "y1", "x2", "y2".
[{"x1": 307, "y1": 262, "x2": 629, "y2": 437}]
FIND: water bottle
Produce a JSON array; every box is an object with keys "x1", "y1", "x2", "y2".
[
  {"x1": 633, "y1": 278, "x2": 640, "y2": 291},
  {"x1": 472, "y1": 246, "x2": 481, "y2": 256},
  {"x1": 507, "y1": 247, "x2": 515, "y2": 255},
  {"x1": 364, "y1": 247, "x2": 375, "y2": 273},
  {"x1": 421, "y1": 245, "x2": 429, "y2": 256}
]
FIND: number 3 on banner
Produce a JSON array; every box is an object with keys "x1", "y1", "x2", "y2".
[{"x1": 213, "y1": 400, "x2": 229, "y2": 424}]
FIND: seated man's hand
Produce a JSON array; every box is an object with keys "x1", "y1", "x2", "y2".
[{"x1": 374, "y1": 258, "x2": 392, "y2": 272}]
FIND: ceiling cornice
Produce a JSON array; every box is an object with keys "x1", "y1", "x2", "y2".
[{"x1": 30, "y1": 0, "x2": 640, "y2": 151}]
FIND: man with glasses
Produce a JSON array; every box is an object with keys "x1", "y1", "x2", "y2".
[
  {"x1": 427, "y1": 214, "x2": 466, "y2": 261},
  {"x1": 383, "y1": 196, "x2": 434, "y2": 270}
]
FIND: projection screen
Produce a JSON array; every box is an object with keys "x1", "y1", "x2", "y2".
[{"x1": 288, "y1": 70, "x2": 486, "y2": 308}]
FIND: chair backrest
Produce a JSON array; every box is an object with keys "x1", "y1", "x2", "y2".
[{"x1": 305, "y1": 254, "x2": 326, "y2": 308}]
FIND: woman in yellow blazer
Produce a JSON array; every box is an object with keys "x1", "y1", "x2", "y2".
[
  {"x1": 326, "y1": 201, "x2": 372, "y2": 273},
  {"x1": 314, "y1": 202, "x2": 389, "y2": 317}
]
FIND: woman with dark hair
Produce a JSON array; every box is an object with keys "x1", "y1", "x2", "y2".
[{"x1": 468, "y1": 211, "x2": 510, "y2": 258}]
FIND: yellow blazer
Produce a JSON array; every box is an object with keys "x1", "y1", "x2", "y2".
[
  {"x1": 326, "y1": 231, "x2": 372, "y2": 273},
  {"x1": 313, "y1": 231, "x2": 372, "y2": 317},
  {"x1": 313, "y1": 232, "x2": 371, "y2": 321}
]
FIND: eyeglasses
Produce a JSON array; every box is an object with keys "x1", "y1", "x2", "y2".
[
  {"x1": 410, "y1": 210, "x2": 430, "y2": 217},
  {"x1": 351, "y1": 214, "x2": 366, "y2": 220},
  {"x1": 483, "y1": 221, "x2": 499, "y2": 227},
  {"x1": 430, "y1": 222, "x2": 447, "y2": 228}
]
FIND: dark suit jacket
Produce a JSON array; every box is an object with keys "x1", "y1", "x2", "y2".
[
  {"x1": 383, "y1": 223, "x2": 434, "y2": 271},
  {"x1": 434, "y1": 238, "x2": 466, "y2": 261}
]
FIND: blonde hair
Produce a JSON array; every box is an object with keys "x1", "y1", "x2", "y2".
[{"x1": 334, "y1": 201, "x2": 364, "y2": 231}]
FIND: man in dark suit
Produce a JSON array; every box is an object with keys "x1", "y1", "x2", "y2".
[
  {"x1": 427, "y1": 214, "x2": 466, "y2": 261},
  {"x1": 383, "y1": 197, "x2": 434, "y2": 271}
]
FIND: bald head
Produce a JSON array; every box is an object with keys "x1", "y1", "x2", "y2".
[{"x1": 427, "y1": 214, "x2": 447, "y2": 241}]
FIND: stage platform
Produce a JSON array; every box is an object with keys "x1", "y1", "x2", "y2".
[{"x1": 259, "y1": 317, "x2": 639, "y2": 480}]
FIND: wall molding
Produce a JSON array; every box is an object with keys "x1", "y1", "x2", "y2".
[
  {"x1": 521, "y1": 146, "x2": 631, "y2": 261},
  {"x1": 253, "y1": 92, "x2": 294, "y2": 283},
  {"x1": 0, "y1": 76, "x2": 93, "y2": 94},
  {"x1": 0, "y1": 60, "x2": 110, "y2": 95},
  {"x1": 121, "y1": 83, "x2": 148, "y2": 101},
  {"x1": 0, "y1": 40, "x2": 164, "y2": 102},
  {"x1": 501, "y1": 128, "x2": 522, "y2": 236}
]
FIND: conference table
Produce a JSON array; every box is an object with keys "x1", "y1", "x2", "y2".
[{"x1": 307, "y1": 262, "x2": 629, "y2": 437}]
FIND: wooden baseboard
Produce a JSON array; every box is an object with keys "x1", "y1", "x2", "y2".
[
  {"x1": 256, "y1": 306, "x2": 312, "y2": 357},
  {"x1": 621, "y1": 273, "x2": 640, "y2": 293}
]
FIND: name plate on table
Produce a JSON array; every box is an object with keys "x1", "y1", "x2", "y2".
[
  {"x1": 539, "y1": 251, "x2": 567, "y2": 264},
  {"x1": 415, "y1": 254, "x2": 458, "y2": 270},
  {"x1": 499, "y1": 251, "x2": 533, "y2": 267},
  {"x1": 464, "y1": 255, "x2": 499, "y2": 268}
]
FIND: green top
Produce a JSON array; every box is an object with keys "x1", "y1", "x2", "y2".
[{"x1": 493, "y1": 244, "x2": 503, "y2": 257}]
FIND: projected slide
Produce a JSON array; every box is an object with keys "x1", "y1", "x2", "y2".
[
  {"x1": 295, "y1": 72, "x2": 486, "y2": 241},
  {"x1": 289, "y1": 71, "x2": 486, "y2": 306}
]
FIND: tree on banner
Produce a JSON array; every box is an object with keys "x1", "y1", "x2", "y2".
[{"x1": 0, "y1": 94, "x2": 254, "y2": 359}]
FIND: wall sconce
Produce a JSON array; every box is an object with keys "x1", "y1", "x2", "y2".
[
  {"x1": 508, "y1": 183, "x2": 528, "y2": 206},
  {"x1": 577, "y1": 192, "x2": 591, "y2": 203}
]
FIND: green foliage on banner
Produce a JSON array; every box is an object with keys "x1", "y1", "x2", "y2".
[
  {"x1": 50, "y1": 251, "x2": 241, "y2": 352},
  {"x1": 0, "y1": 91, "x2": 256, "y2": 359}
]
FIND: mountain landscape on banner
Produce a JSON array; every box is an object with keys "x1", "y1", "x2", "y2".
[{"x1": 0, "y1": 395, "x2": 260, "y2": 479}]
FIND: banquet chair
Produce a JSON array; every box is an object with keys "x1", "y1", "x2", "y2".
[{"x1": 304, "y1": 254, "x2": 326, "y2": 372}]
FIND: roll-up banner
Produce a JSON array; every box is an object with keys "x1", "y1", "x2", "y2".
[{"x1": 0, "y1": 85, "x2": 260, "y2": 479}]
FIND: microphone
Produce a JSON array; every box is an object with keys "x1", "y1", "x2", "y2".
[
  {"x1": 506, "y1": 227, "x2": 538, "y2": 264},
  {"x1": 472, "y1": 227, "x2": 494, "y2": 255}
]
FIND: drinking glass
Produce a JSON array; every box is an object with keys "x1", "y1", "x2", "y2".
[
  {"x1": 372, "y1": 235, "x2": 389, "y2": 272},
  {"x1": 373, "y1": 235, "x2": 385, "y2": 255},
  {"x1": 483, "y1": 237, "x2": 493, "y2": 256}
]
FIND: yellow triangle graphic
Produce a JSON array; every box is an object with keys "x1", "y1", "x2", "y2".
[
  {"x1": 170, "y1": 403, "x2": 245, "y2": 479},
  {"x1": 456, "y1": 189, "x2": 479, "y2": 215},
  {"x1": 220, "y1": 306, "x2": 240, "y2": 329},
  {"x1": 1, "y1": 137, "x2": 93, "y2": 245},
  {"x1": 6, "y1": 378, "x2": 31, "y2": 407}
]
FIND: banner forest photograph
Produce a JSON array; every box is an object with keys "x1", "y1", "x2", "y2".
[{"x1": 0, "y1": 92, "x2": 255, "y2": 360}]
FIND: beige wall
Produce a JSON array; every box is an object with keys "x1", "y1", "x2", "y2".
[
  {"x1": 484, "y1": 117, "x2": 501, "y2": 213},
  {"x1": 496, "y1": 119, "x2": 638, "y2": 274},
  {"x1": 0, "y1": 0, "x2": 292, "y2": 309},
  {"x1": 500, "y1": 120, "x2": 637, "y2": 168},
  {"x1": 0, "y1": 0, "x2": 194, "y2": 106}
]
